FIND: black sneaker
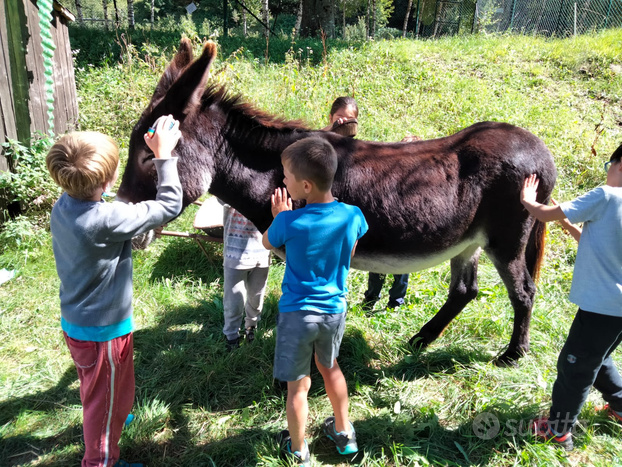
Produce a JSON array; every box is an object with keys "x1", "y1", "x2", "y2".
[
  {"x1": 322, "y1": 416, "x2": 358, "y2": 455},
  {"x1": 245, "y1": 326, "x2": 256, "y2": 344},
  {"x1": 361, "y1": 298, "x2": 377, "y2": 312},
  {"x1": 532, "y1": 418, "x2": 574, "y2": 451},
  {"x1": 226, "y1": 336, "x2": 240, "y2": 351},
  {"x1": 277, "y1": 430, "x2": 310, "y2": 466}
]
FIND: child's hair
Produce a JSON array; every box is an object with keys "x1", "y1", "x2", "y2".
[
  {"x1": 46, "y1": 132, "x2": 119, "y2": 199},
  {"x1": 610, "y1": 142, "x2": 622, "y2": 163},
  {"x1": 330, "y1": 97, "x2": 359, "y2": 119},
  {"x1": 282, "y1": 137, "x2": 337, "y2": 192}
]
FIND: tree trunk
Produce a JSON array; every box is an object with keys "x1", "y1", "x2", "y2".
[
  {"x1": 371, "y1": 0, "x2": 376, "y2": 37},
  {"x1": 342, "y1": 0, "x2": 346, "y2": 39},
  {"x1": 242, "y1": 0, "x2": 248, "y2": 36},
  {"x1": 262, "y1": 0, "x2": 269, "y2": 38},
  {"x1": 294, "y1": 0, "x2": 302, "y2": 37},
  {"x1": 112, "y1": 0, "x2": 120, "y2": 28},
  {"x1": 365, "y1": 0, "x2": 370, "y2": 38},
  {"x1": 300, "y1": 0, "x2": 335, "y2": 37},
  {"x1": 102, "y1": 0, "x2": 109, "y2": 29},
  {"x1": 150, "y1": 0, "x2": 154, "y2": 26},
  {"x1": 127, "y1": 0, "x2": 134, "y2": 28},
  {"x1": 403, "y1": 0, "x2": 413, "y2": 37},
  {"x1": 74, "y1": 0, "x2": 84, "y2": 25}
]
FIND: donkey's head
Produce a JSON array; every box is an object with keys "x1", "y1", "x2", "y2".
[{"x1": 117, "y1": 40, "x2": 219, "y2": 207}]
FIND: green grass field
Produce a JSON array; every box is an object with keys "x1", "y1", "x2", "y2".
[{"x1": 1, "y1": 30, "x2": 622, "y2": 466}]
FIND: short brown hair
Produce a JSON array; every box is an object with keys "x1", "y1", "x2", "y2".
[
  {"x1": 610, "y1": 142, "x2": 622, "y2": 163},
  {"x1": 46, "y1": 132, "x2": 119, "y2": 199},
  {"x1": 330, "y1": 97, "x2": 358, "y2": 118},
  {"x1": 281, "y1": 137, "x2": 337, "y2": 192}
]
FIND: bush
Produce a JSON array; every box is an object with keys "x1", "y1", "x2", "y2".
[{"x1": 0, "y1": 135, "x2": 60, "y2": 221}]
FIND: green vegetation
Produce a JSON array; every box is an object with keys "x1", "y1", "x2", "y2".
[{"x1": 1, "y1": 30, "x2": 622, "y2": 466}]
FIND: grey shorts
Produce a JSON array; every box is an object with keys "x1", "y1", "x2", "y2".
[{"x1": 273, "y1": 310, "x2": 347, "y2": 382}]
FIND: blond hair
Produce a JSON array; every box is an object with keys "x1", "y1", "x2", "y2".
[{"x1": 46, "y1": 132, "x2": 119, "y2": 199}]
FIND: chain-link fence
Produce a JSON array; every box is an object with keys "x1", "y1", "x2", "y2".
[
  {"x1": 408, "y1": 0, "x2": 621, "y2": 38},
  {"x1": 477, "y1": 0, "x2": 622, "y2": 35}
]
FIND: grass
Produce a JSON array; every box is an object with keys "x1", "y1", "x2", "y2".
[{"x1": 1, "y1": 29, "x2": 622, "y2": 466}]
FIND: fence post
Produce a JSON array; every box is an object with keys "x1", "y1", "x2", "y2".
[
  {"x1": 414, "y1": 0, "x2": 421, "y2": 37},
  {"x1": 471, "y1": 0, "x2": 477, "y2": 33},
  {"x1": 509, "y1": 0, "x2": 517, "y2": 30},
  {"x1": 573, "y1": 2, "x2": 576, "y2": 36},
  {"x1": 604, "y1": 0, "x2": 613, "y2": 27}
]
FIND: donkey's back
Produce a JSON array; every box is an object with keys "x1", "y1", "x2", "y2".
[{"x1": 327, "y1": 121, "x2": 555, "y2": 274}]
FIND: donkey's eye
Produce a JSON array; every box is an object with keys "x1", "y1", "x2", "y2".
[{"x1": 143, "y1": 153, "x2": 155, "y2": 164}]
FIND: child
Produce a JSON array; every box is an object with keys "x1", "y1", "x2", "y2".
[
  {"x1": 262, "y1": 137, "x2": 368, "y2": 465},
  {"x1": 321, "y1": 96, "x2": 410, "y2": 311},
  {"x1": 47, "y1": 115, "x2": 182, "y2": 467},
  {"x1": 220, "y1": 202, "x2": 271, "y2": 350},
  {"x1": 520, "y1": 142, "x2": 622, "y2": 451}
]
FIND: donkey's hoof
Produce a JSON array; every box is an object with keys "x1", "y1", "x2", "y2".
[
  {"x1": 493, "y1": 350, "x2": 525, "y2": 367},
  {"x1": 407, "y1": 334, "x2": 430, "y2": 351}
]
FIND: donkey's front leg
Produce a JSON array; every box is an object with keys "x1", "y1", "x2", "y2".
[{"x1": 409, "y1": 247, "x2": 481, "y2": 350}]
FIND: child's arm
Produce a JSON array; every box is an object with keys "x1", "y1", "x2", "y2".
[
  {"x1": 100, "y1": 116, "x2": 183, "y2": 241},
  {"x1": 262, "y1": 188, "x2": 292, "y2": 249},
  {"x1": 521, "y1": 174, "x2": 567, "y2": 222},
  {"x1": 551, "y1": 199, "x2": 582, "y2": 242}
]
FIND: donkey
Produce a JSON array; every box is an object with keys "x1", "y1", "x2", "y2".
[{"x1": 118, "y1": 40, "x2": 557, "y2": 365}]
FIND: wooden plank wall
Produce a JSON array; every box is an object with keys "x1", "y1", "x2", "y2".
[
  {"x1": 25, "y1": 0, "x2": 50, "y2": 135},
  {"x1": 51, "y1": 14, "x2": 79, "y2": 133}
]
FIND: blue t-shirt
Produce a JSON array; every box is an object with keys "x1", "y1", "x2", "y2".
[
  {"x1": 268, "y1": 200, "x2": 368, "y2": 314},
  {"x1": 560, "y1": 186, "x2": 622, "y2": 317}
]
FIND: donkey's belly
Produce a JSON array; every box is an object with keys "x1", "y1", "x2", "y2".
[{"x1": 351, "y1": 232, "x2": 486, "y2": 274}]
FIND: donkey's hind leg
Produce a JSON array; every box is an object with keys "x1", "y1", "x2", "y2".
[
  {"x1": 408, "y1": 245, "x2": 481, "y2": 350},
  {"x1": 485, "y1": 249, "x2": 537, "y2": 367}
]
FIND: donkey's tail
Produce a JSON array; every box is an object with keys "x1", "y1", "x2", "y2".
[{"x1": 525, "y1": 218, "x2": 547, "y2": 283}]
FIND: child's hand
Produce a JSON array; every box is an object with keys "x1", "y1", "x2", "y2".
[
  {"x1": 521, "y1": 174, "x2": 540, "y2": 206},
  {"x1": 271, "y1": 188, "x2": 292, "y2": 218},
  {"x1": 144, "y1": 115, "x2": 181, "y2": 159}
]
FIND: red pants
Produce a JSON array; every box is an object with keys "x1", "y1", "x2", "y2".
[{"x1": 64, "y1": 332, "x2": 135, "y2": 467}]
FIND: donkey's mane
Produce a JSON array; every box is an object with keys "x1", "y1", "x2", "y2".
[{"x1": 200, "y1": 84, "x2": 311, "y2": 148}]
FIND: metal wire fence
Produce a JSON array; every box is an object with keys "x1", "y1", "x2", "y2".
[{"x1": 409, "y1": 0, "x2": 621, "y2": 38}]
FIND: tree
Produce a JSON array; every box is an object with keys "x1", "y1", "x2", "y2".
[
  {"x1": 294, "y1": 0, "x2": 303, "y2": 36},
  {"x1": 102, "y1": 0, "x2": 109, "y2": 29},
  {"x1": 112, "y1": 0, "x2": 120, "y2": 28},
  {"x1": 74, "y1": 0, "x2": 84, "y2": 25},
  {"x1": 127, "y1": 0, "x2": 135, "y2": 28},
  {"x1": 402, "y1": 0, "x2": 413, "y2": 37},
  {"x1": 262, "y1": 0, "x2": 269, "y2": 37},
  {"x1": 299, "y1": 0, "x2": 335, "y2": 37}
]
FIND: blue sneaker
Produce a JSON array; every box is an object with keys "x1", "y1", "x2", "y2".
[
  {"x1": 113, "y1": 460, "x2": 143, "y2": 467},
  {"x1": 124, "y1": 414, "x2": 135, "y2": 427},
  {"x1": 277, "y1": 429, "x2": 310, "y2": 466},
  {"x1": 322, "y1": 416, "x2": 358, "y2": 455}
]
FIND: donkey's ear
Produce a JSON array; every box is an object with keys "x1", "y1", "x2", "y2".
[
  {"x1": 148, "y1": 39, "x2": 195, "y2": 107},
  {"x1": 155, "y1": 41, "x2": 217, "y2": 117}
]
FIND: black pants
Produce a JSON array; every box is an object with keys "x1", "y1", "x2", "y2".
[
  {"x1": 364, "y1": 273, "x2": 409, "y2": 308},
  {"x1": 548, "y1": 308, "x2": 622, "y2": 434}
]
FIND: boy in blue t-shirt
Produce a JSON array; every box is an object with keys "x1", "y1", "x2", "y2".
[
  {"x1": 521, "y1": 142, "x2": 622, "y2": 451},
  {"x1": 262, "y1": 137, "x2": 368, "y2": 465}
]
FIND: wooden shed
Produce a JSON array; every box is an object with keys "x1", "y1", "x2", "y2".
[{"x1": 0, "y1": 0, "x2": 79, "y2": 173}]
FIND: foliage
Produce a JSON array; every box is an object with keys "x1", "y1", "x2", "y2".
[
  {"x1": 2, "y1": 30, "x2": 622, "y2": 466},
  {"x1": 0, "y1": 135, "x2": 60, "y2": 220}
]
